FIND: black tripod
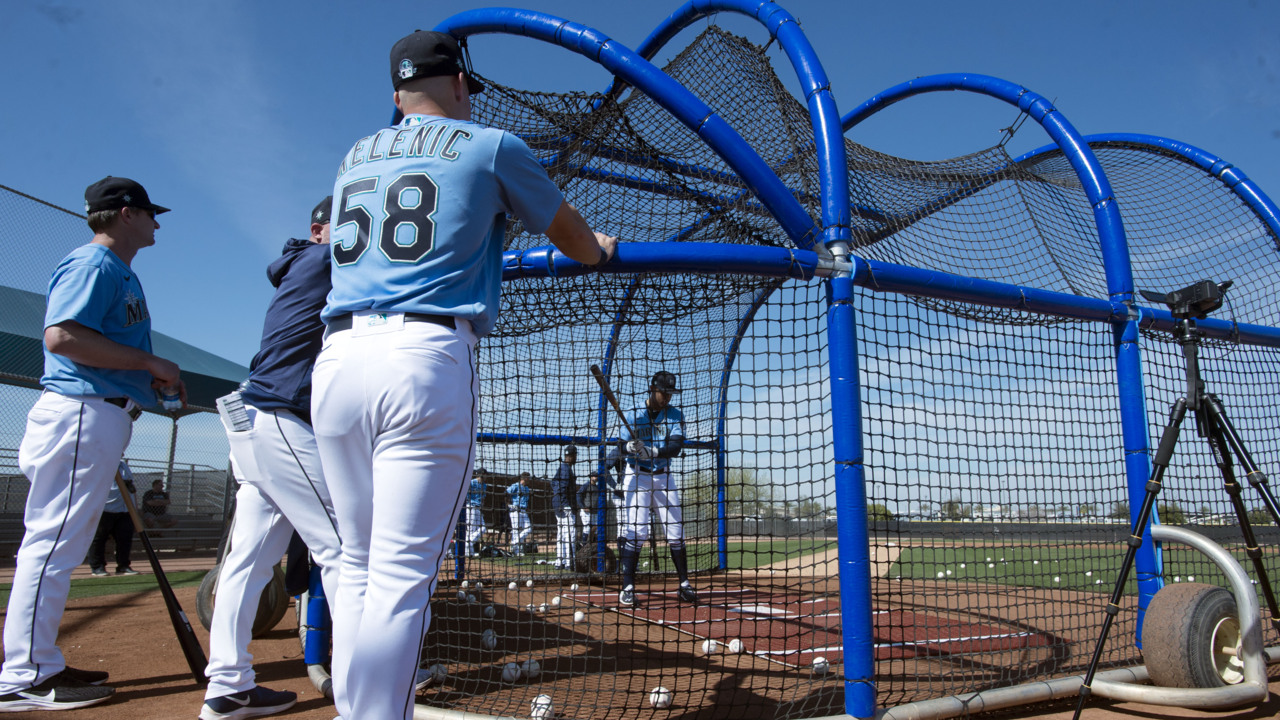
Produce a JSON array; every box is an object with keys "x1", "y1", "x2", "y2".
[{"x1": 1072, "y1": 280, "x2": 1280, "y2": 719}]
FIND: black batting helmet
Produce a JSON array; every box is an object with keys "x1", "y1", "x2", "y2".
[{"x1": 649, "y1": 370, "x2": 681, "y2": 394}]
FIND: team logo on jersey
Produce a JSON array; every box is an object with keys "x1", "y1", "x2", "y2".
[
  {"x1": 123, "y1": 289, "x2": 149, "y2": 327},
  {"x1": 398, "y1": 59, "x2": 416, "y2": 80}
]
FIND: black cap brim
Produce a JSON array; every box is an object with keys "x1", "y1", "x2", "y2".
[{"x1": 466, "y1": 73, "x2": 485, "y2": 95}]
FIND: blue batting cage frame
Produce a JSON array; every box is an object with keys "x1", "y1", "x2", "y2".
[{"x1": 436, "y1": 3, "x2": 1280, "y2": 718}]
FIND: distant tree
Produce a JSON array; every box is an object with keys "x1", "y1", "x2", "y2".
[
  {"x1": 1078, "y1": 503, "x2": 1099, "y2": 518},
  {"x1": 1199, "y1": 504, "x2": 1213, "y2": 519},
  {"x1": 1160, "y1": 502, "x2": 1187, "y2": 525},
  {"x1": 1109, "y1": 501, "x2": 1130, "y2": 521},
  {"x1": 941, "y1": 497, "x2": 971, "y2": 521},
  {"x1": 687, "y1": 468, "x2": 772, "y2": 518},
  {"x1": 1247, "y1": 506, "x2": 1270, "y2": 524},
  {"x1": 868, "y1": 503, "x2": 895, "y2": 523}
]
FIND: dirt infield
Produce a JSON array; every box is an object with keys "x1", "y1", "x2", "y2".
[{"x1": 1, "y1": 568, "x2": 1278, "y2": 719}]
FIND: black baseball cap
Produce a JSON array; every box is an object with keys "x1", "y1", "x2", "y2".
[
  {"x1": 390, "y1": 30, "x2": 485, "y2": 94},
  {"x1": 84, "y1": 176, "x2": 170, "y2": 215},
  {"x1": 650, "y1": 371, "x2": 681, "y2": 394},
  {"x1": 312, "y1": 195, "x2": 333, "y2": 225}
]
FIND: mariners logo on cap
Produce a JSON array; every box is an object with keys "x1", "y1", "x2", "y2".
[{"x1": 398, "y1": 58, "x2": 416, "y2": 80}]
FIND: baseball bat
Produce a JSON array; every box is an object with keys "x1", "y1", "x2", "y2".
[
  {"x1": 589, "y1": 364, "x2": 636, "y2": 437},
  {"x1": 115, "y1": 472, "x2": 209, "y2": 685}
]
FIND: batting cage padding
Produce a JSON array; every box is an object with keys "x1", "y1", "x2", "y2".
[{"x1": 397, "y1": 18, "x2": 1280, "y2": 719}]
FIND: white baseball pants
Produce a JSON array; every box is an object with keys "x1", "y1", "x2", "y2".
[
  {"x1": 205, "y1": 406, "x2": 342, "y2": 701},
  {"x1": 554, "y1": 508, "x2": 577, "y2": 566},
  {"x1": 313, "y1": 317, "x2": 478, "y2": 720},
  {"x1": 463, "y1": 506, "x2": 484, "y2": 555},
  {"x1": 509, "y1": 510, "x2": 530, "y2": 550},
  {"x1": 0, "y1": 393, "x2": 132, "y2": 693},
  {"x1": 620, "y1": 467, "x2": 684, "y2": 546}
]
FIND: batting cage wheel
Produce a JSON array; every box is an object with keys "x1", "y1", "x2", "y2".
[
  {"x1": 573, "y1": 541, "x2": 618, "y2": 574},
  {"x1": 1142, "y1": 583, "x2": 1244, "y2": 688},
  {"x1": 195, "y1": 562, "x2": 290, "y2": 639}
]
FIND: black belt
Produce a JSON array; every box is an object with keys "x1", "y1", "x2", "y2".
[
  {"x1": 327, "y1": 312, "x2": 455, "y2": 333},
  {"x1": 105, "y1": 397, "x2": 143, "y2": 421}
]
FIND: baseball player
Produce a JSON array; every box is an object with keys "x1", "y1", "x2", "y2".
[
  {"x1": 200, "y1": 196, "x2": 343, "y2": 720},
  {"x1": 463, "y1": 472, "x2": 486, "y2": 556},
  {"x1": 549, "y1": 447, "x2": 580, "y2": 568},
  {"x1": 506, "y1": 473, "x2": 534, "y2": 556},
  {"x1": 88, "y1": 460, "x2": 138, "y2": 577},
  {"x1": 311, "y1": 29, "x2": 616, "y2": 718},
  {"x1": 0, "y1": 177, "x2": 184, "y2": 712},
  {"x1": 615, "y1": 371, "x2": 696, "y2": 607}
]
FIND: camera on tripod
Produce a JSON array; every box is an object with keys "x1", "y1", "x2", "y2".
[{"x1": 1140, "y1": 279, "x2": 1233, "y2": 319}]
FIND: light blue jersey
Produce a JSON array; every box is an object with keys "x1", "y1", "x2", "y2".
[
  {"x1": 621, "y1": 405, "x2": 686, "y2": 473},
  {"x1": 41, "y1": 243, "x2": 155, "y2": 406},
  {"x1": 506, "y1": 482, "x2": 532, "y2": 510},
  {"x1": 324, "y1": 114, "x2": 564, "y2": 336},
  {"x1": 467, "y1": 477, "x2": 485, "y2": 507}
]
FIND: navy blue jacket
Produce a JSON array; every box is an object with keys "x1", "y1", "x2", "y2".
[
  {"x1": 239, "y1": 238, "x2": 331, "y2": 424},
  {"x1": 551, "y1": 462, "x2": 578, "y2": 511}
]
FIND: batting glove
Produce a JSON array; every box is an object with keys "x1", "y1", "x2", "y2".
[{"x1": 625, "y1": 440, "x2": 656, "y2": 461}]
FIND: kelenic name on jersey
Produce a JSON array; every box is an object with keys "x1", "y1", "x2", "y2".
[{"x1": 337, "y1": 121, "x2": 474, "y2": 176}]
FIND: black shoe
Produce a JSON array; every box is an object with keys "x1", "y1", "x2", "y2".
[
  {"x1": 0, "y1": 672, "x2": 114, "y2": 712},
  {"x1": 199, "y1": 685, "x2": 297, "y2": 720},
  {"x1": 59, "y1": 666, "x2": 109, "y2": 685},
  {"x1": 90, "y1": 568, "x2": 110, "y2": 577},
  {"x1": 676, "y1": 582, "x2": 698, "y2": 604},
  {"x1": 619, "y1": 586, "x2": 638, "y2": 607},
  {"x1": 115, "y1": 567, "x2": 139, "y2": 576}
]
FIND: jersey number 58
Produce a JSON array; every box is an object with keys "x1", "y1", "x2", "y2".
[{"x1": 332, "y1": 173, "x2": 438, "y2": 265}]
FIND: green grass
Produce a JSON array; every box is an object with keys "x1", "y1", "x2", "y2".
[
  {"x1": 885, "y1": 543, "x2": 1268, "y2": 595},
  {"x1": 0, "y1": 571, "x2": 209, "y2": 605}
]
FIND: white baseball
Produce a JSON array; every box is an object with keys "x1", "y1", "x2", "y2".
[
  {"x1": 526, "y1": 579, "x2": 534, "y2": 588},
  {"x1": 483, "y1": 605, "x2": 496, "y2": 618},
  {"x1": 551, "y1": 595, "x2": 562, "y2": 607},
  {"x1": 727, "y1": 638, "x2": 743, "y2": 654},
  {"x1": 466, "y1": 593, "x2": 477, "y2": 603},
  {"x1": 509, "y1": 581, "x2": 518, "y2": 590},
  {"x1": 475, "y1": 582, "x2": 483, "y2": 589},
  {"x1": 539, "y1": 603, "x2": 549, "y2": 613},
  {"x1": 522, "y1": 659, "x2": 541, "y2": 679},
  {"x1": 456, "y1": 590, "x2": 467, "y2": 601},
  {"x1": 460, "y1": 580, "x2": 469, "y2": 589},
  {"x1": 573, "y1": 610, "x2": 586, "y2": 623},
  {"x1": 481, "y1": 628, "x2": 497, "y2": 650},
  {"x1": 502, "y1": 661, "x2": 521, "y2": 683},
  {"x1": 700, "y1": 639, "x2": 719, "y2": 654},
  {"x1": 812, "y1": 656, "x2": 830, "y2": 675},
  {"x1": 648, "y1": 686, "x2": 673, "y2": 709},
  {"x1": 570, "y1": 583, "x2": 579, "y2": 591},
  {"x1": 530, "y1": 693, "x2": 554, "y2": 719}
]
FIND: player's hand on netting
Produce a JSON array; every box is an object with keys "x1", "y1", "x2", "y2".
[{"x1": 625, "y1": 440, "x2": 656, "y2": 461}]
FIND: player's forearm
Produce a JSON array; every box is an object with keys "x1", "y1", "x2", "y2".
[
  {"x1": 656, "y1": 436, "x2": 685, "y2": 459},
  {"x1": 45, "y1": 322, "x2": 178, "y2": 381},
  {"x1": 545, "y1": 202, "x2": 616, "y2": 266}
]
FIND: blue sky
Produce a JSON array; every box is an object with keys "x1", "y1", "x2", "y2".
[{"x1": 3, "y1": 0, "x2": 1278, "y2": 366}]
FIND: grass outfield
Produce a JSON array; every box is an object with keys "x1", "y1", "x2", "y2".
[
  {"x1": 482, "y1": 538, "x2": 822, "y2": 574},
  {"x1": 0, "y1": 571, "x2": 208, "y2": 605},
  {"x1": 885, "y1": 542, "x2": 1269, "y2": 594}
]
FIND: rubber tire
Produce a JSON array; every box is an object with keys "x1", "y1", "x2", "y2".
[
  {"x1": 1143, "y1": 583, "x2": 1242, "y2": 688},
  {"x1": 573, "y1": 543, "x2": 618, "y2": 574},
  {"x1": 195, "y1": 562, "x2": 290, "y2": 638}
]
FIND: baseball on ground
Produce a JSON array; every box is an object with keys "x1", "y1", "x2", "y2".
[
  {"x1": 509, "y1": 581, "x2": 518, "y2": 590},
  {"x1": 649, "y1": 686, "x2": 673, "y2": 709},
  {"x1": 460, "y1": 580, "x2": 469, "y2": 589},
  {"x1": 481, "y1": 628, "x2": 497, "y2": 650},
  {"x1": 700, "y1": 639, "x2": 719, "y2": 654},
  {"x1": 570, "y1": 583, "x2": 579, "y2": 591},
  {"x1": 483, "y1": 605, "x2": 496, "y2": 618},
  {"x1": 551, "y1": 595, "x2": 562, "y2": 607},
  {"x1": 522, "y1": 659, "x2": 542, "y2": 679},
  {"x1": 812, "y1": 656, "x2": 830, "y2": 675},
  {"x1": 502, "y1": 661, "x2": 521, "y2": 683},
  {"x1": 573, "y1": 610, "x2": 586, "y2": 623},
  {"x1": 727, "y1": 638, "x2": 744, "y2": 654},
  {"x1": 456, "y1": 590, "x2": 466, "y2": 601},
  {"x1": 531, "y1": 693, "x2": 555, "y2": 719},
  {"x1": 526, "y1": 579, "x2": 534, "y2": 588}
]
